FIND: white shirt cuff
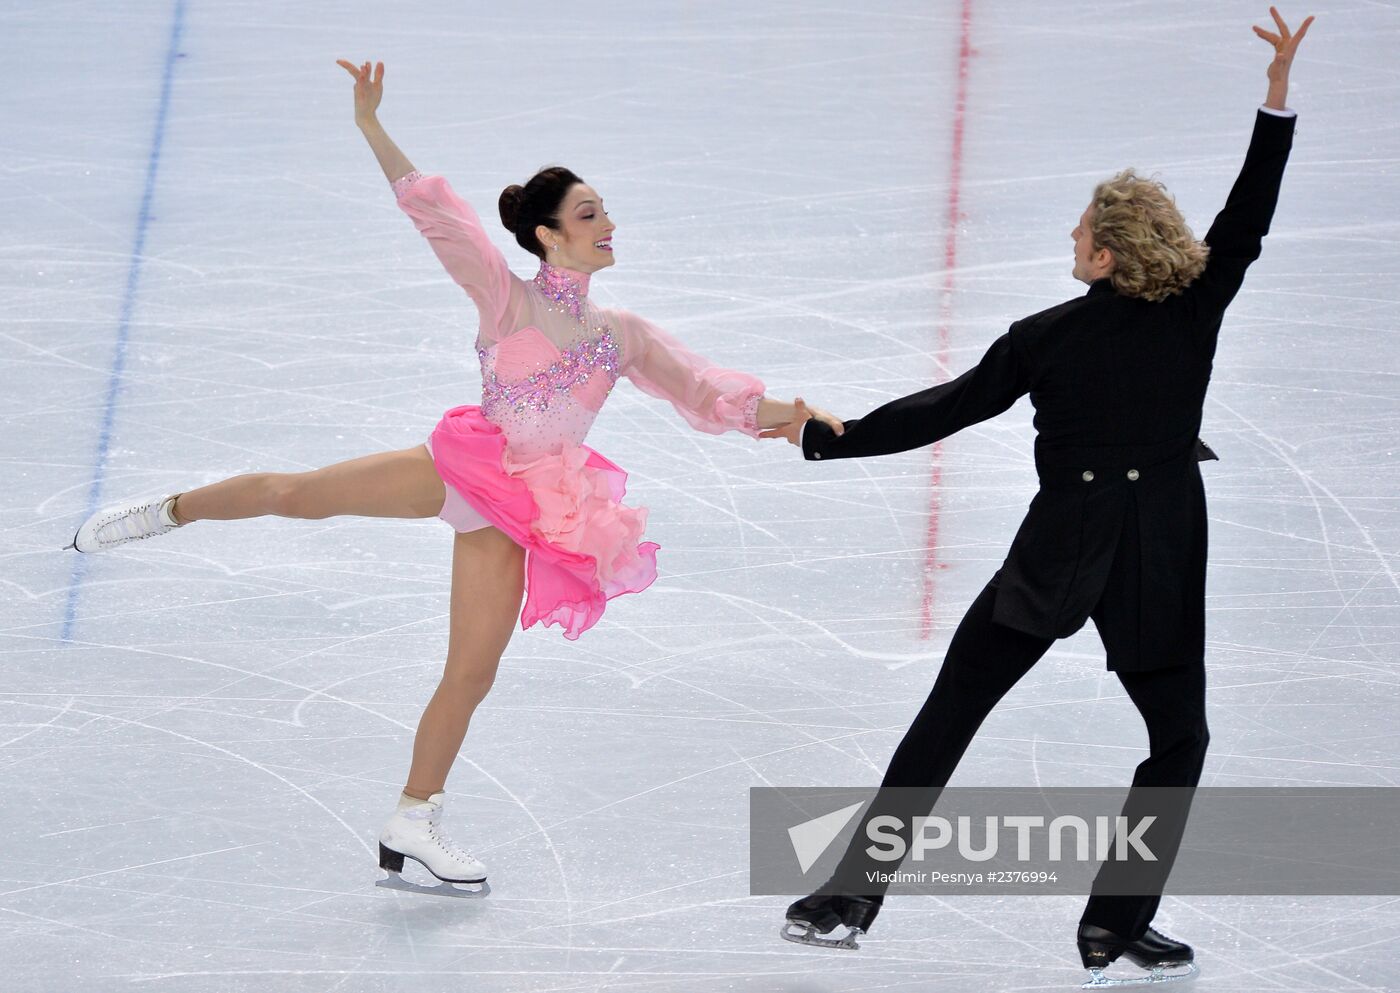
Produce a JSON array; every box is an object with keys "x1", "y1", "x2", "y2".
[
  {"x1": 1259, "y1": 105, "x2": 1296, "y2": 118},
  {"x1": 799, "y1": 420, "x2": 808, "y2": 449}
]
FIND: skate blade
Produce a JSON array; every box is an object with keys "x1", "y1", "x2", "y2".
[
  {"x1": 376, "y1": 871, "x2": 490, "y2": 899},
  {"x1": 1082, "y1": 961, "x2": 1199, "y2": 988},
  {"x1": 780, "y1": 920, "x2": 862, "y2": 951}
]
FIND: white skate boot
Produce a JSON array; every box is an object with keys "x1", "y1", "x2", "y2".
[
  {"x1": 68, "y1": 495, "x2": 182, "y2": 552},
  {"x1": 376, "y1": 792, "x2": 489, "y2": 898}
]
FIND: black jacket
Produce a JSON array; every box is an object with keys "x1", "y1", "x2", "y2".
[{"x1": 801, "y1": 110, "x2": 1296, "y2": 671}]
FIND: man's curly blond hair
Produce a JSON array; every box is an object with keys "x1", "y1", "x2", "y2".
[{"x1": 1089, "y1": 170, "x2": 1209, "y2": 302}]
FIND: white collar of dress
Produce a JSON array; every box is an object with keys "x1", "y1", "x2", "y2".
[{"x1": 534, "y1": 262, "x2": 591, "y2": 319}]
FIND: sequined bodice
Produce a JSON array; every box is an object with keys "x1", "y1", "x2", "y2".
[{"x1": 478, "y1": 263, "x2": 621, "y2": 456}]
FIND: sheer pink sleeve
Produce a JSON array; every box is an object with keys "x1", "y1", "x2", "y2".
[
  {"x1": 393, "y1": 171, "x2": 518, "y2": 342},
  {"x1": 614, "y1": 310, "x2": 765, "y2": 438}
]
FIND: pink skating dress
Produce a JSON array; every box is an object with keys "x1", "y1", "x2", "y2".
[{"x1": 393, "y1": 171, "x2": 766, "y2": 640}]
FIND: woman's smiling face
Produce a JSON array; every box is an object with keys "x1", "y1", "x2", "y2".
[{"x1": 538, "y1": 184, "x2": 616, "y2": 273}]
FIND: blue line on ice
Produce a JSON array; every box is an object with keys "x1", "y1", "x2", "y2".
[{"x1": 62, "y1": 0, "x2": 187, "y2": 642}]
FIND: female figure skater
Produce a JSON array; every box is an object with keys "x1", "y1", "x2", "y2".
[{"x1": 68, "y1": 59, "x2": 834, "y2": 893}]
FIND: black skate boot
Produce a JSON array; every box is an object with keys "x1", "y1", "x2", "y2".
[
  {"x1": 1077, "y1": 923, "x2": 1199, "y2": 988},
  {"x1": 781, "y1": 891, "x2": 882, "y2": 951}
]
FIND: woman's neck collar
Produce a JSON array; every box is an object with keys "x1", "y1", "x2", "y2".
[{"x1": 534, "y1": 261, "x2": 592, "y2": 319}]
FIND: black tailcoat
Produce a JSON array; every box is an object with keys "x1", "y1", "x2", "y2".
[{"x1": 802, "y1": 110, "x2": 1296, "y2": 671}]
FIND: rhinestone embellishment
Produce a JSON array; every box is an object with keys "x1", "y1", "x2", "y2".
[
  {"x1": 532, "y1": 262, "x2": 592, "y2": 322},
  {"x1": 480, "y1": 331, "x2": 621, "y2": 416}
]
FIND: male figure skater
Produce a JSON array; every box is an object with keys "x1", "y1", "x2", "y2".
[{"x1": 764, "y1": 9, "x2": 1311, "y2": 987}]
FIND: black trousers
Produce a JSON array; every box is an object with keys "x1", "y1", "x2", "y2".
[{"x1": 831, "y1": 579, "x2": 1209, "y2": 939}]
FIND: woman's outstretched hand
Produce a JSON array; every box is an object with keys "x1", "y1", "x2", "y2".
[
  {"x1": 760, "y1": 397, "x2": 843, "y2": 447},
  {"x1": 1253, "y1": 8, "x2": 1313, "y2": 109},
  {"x1": 335, "y1": 59, "x2": 414, "y2": 182},
  {"x1": 336, "y1": 59, "x2": 384, "y2": 125}
]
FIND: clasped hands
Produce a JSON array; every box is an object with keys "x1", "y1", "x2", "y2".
[{"x1": 760, "y1": 398, "x2": 843, "y2": 447}]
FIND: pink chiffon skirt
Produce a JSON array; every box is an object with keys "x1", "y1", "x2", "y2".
[{"x1": 428, "y1": 405, "x2": 660, "y2": 640}]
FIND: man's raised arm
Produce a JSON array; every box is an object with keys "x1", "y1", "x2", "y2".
[{"x1": 1187, "y1": 8, "x2": 1313, "y2": 314}]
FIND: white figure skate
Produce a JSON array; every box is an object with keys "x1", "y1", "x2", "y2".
[
  {"x1": 68, "y1": 495, "x2": 181, "y2": 552},
  {"x1": 376, "y1": 792, "x2": 489, "y2": 898}
]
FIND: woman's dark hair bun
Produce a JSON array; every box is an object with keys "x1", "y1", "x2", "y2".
[
  {"x1": 497, "y1": 184, "x2": 526, "y2": 235},
  {"x1": 497, "y1": 167, "x2": 585, "y2": 260}
]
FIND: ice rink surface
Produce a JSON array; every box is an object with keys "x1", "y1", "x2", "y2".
[{"x1": 3, "y1": 0, "x2": 1398, "y2": 990}]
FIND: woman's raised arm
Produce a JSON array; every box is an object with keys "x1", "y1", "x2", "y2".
[
  {"x1": 336, "y1": 59, "x2": 415, "y2": 183},
  {"x1": 335, "y1": 59, "x2": 519, "y2": 337}
]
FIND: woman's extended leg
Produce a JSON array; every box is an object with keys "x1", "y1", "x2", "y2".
[
  {"x1": 404, "y1": 524, "x2": 525, "y2": 798},
  {"x1": 173, "y1": 445, "x2": 446, "y2": 523},
  {"x1": 71, "y1": 445, "x2": 448, "y2": 553}
]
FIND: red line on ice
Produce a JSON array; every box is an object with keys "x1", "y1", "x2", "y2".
[{"x1": 920, "y1": 0, "x2": 974, "y2": 640}]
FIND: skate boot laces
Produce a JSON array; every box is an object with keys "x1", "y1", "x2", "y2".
[
  {"x1": 98, "y1": 504, "x2": 168, "y2": 543},
  {"x1": 87, "y1": 497, "x2": 179, "y2": 549},
  {"x1": 405, "y1": 804, "x2": 479, "y2": 864}
]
